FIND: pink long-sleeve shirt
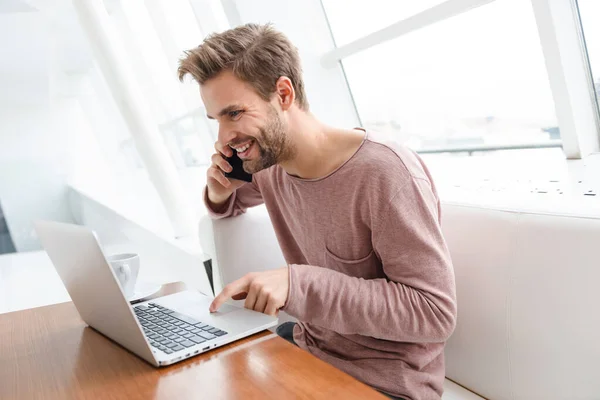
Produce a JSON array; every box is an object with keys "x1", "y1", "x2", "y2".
[{"x1": 205, "y1": 131, "x2": 457, "y2": 400}]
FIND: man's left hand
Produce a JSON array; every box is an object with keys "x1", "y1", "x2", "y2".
[{"x1": 209, "y1": 267, "x2": 289, "y2": 316}]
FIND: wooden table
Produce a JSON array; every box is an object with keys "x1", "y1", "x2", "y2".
[{"x1": 0, "y1": 301, "x2": 387, "y2": 399}]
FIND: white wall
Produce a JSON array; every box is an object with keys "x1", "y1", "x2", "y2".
[
  {"x1": 0, "y1": 9, "x2": 114, "y2": 252},
  {"x1": 0, "y1": 12, "x2": 50, "y2": 108},
  {"x1": 0, "y1": 99, "x2": 110, "y2": 252}
]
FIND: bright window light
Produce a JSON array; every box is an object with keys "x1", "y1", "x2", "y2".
[
  {"x1": 577, "y1": 0, "x2": 600, "y2": 118},
  {"x1": 322, "y1": 0, "x2": 447, "y2": 46},
  {"x1": 323, "y1": 0, "x2": 559, "y2": 154}
]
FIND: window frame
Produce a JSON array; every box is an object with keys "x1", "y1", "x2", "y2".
[{"x1": 320, "y1": 0, "x2": 600, "y2": 159}]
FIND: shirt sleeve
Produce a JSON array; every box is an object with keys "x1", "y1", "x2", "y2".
[
  {"x1": 204, "y1": 177, "x2": 264, "y2": 219},
  {"x1": 281, "y1": 177, "x2": 457, "y2": 343}
]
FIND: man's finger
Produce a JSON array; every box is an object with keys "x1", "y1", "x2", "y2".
[
  {"x1": 210, "y1": 277, "x2": 250, "y2": 312},
  {"x1": 244, "y1": 283, "x2": 259, "y2": 311},
  {"x1": 211, "y1": 153, "x2": 232, "y2": 173},
  {"x1": 253, "y1": 289, "x2": 268, "y2": 314},
  {"x1": 264, "y1": 301, "x2": 278, "y2": 317},
  {"x1": 215, "y1": 141, "x2": 233, "y2": 157},
  {"x1": 208, "y1": 167, "x2": 231, "y2": 188}
]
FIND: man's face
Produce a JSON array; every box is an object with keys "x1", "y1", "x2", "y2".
[{"x1": 201, "y1": 70, "x2": 293, "y2": 174}]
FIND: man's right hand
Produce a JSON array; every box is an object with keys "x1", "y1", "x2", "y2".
[{"x1": 206, "y1": 141, "x2": 247, "y2": 209}]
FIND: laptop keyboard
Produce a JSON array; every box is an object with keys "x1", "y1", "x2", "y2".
[{"x1": 134, "y1": 303, "x2": 227, "y2": 355}]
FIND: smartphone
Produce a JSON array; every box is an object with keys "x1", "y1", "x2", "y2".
[{"x1": 224, "y1": 151, "x2": 253, "y2": 183}]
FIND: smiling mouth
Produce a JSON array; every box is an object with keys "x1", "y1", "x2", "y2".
[{"x1": 229, "y1": 139, "x2": 255, "y2": 158}]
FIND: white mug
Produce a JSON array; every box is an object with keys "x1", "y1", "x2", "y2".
[{"x1": 107, "y1": 253, "x2": 140, "y2": 299}]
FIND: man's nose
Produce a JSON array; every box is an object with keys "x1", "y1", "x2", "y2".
[{"x1": 217, "y1": 125, "x2": 236, "y2": 147}]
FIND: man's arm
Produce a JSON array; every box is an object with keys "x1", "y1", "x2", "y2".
[
  {"x1": 282, "y1": 177, "x2": 457, "y2": 343},
  {"x1": 204, "y1": 178, "x2": 264, "y2": 219}
]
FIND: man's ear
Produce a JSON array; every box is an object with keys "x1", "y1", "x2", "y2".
[{"x1": 275, "y1": 76, "x2": 295, "y2": 111}]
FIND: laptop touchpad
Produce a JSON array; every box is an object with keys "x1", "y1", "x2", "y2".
[{"x1": 179, "y1": 301, "x2": 238, "y2": 317}]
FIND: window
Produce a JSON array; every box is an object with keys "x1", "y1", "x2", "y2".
[
  {"x1": 322, "y1": 0, "x2": 560, "y2": 154},
  {"x1": 322, "y1": 0, "x2": 447, "y2": 46},
  {"x1": 577, "y1": 0, "x2": 600, "y2": 118},
  {"x1": 105, "y1": 0, "x2": 218, "y2": 168},
  {"x1": 159, "y1": 109, "x2": 217, "y2": 168}
]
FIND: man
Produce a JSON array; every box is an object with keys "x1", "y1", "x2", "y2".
[{"x1": 178, "y1": 23, "x2": 456, "y2": 400}]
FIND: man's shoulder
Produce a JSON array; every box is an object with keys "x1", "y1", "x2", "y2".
[
  {"x1": 356, "y1": 131, "x2": 430, "y2": 183},
  {"x1": 250, "y1": 164, "x2": 283, "y2": 189}
]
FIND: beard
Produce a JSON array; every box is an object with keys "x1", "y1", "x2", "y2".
[{"x1": 242, "y1": 106, "x2": 295, "y2": 174}]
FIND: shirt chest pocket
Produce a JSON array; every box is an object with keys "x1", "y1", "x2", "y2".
[{"x1": 323, "y1": 245, "x2": 382, "y2": 279}]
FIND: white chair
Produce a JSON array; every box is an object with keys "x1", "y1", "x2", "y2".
[{"x1": 200, "y1": 201, "x2": 600, "y2": 399}]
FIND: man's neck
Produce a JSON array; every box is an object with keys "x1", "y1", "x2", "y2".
[{"x1": 279, "y1": 112, "x2": 365, "y2": 179}]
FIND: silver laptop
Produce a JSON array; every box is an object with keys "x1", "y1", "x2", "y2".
[{"x1": 34, "y1": 220, "x2": 277, "y2": 367}]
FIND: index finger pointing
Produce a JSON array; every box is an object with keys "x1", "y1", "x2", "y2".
[{"x1": 209, "y1": 276, "x2": 250, "y2": 312}]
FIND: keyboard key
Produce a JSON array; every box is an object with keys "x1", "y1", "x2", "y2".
[
  {"x1": 191, "y1": 328, "x2": 203, "y2": 334},
  {"x1": 174, "y1": 321, "x2": 185, "y2": 327},
  {"x1": 199, "y1": 332, "x2": 216, "y2": 340},
  {"x1": 202, "y1": 326, "x2": 214, "y2": 332},
  {"x1": 162, "y1": 309, "x2": 175, "y2": 314},
  {"x1": 158, "y1": 338, "x2": 171, "y2": 345},
  {"x1": 189, "y1": 336, "x2": 206, "y2": 344},
  {"x1": 166, "y1": 342, "x2": 180, "y2": 349},
  {"x1": 150, "y1": 341, "x2": 160, "y2": 348},
  {"x1": 197, "y1": 323, "x2": 209, "y2": 328},
  {"x1": 169, "y1": 311, "x2": 201, "y2": 325},
  {"x1": 156, "y1": 329, "x2": 168, "y2": 335},
  {"x1": 183, "y1": 333, "x2": 194, "y2": 339},
  {"x1": 180, "y1": 340, "x2": 195, "y2": 348},
  {"x1": 148, "y1": 333, "x2": 160, "y2": 340},
  {"x1": 184, "y1": 326, "x2": 196, "y2": 332},
  {"x1": 214, "y1": 331, "x2": 227, "y2": 337},
  {"x1": 173, "y1": 337, "x2": 186, "y2": 343},
  {"x1": 173, "y1": 328, "x2": 185, "y2": 334},
  {"x1": 135, "y1": 305, "x2": 149, "y2": 311},
  {"x1": 163, "y1": 348, "x2": 173, "y2": 354},
  {"x1": 208, "y1": 328, "x2": 220, "y2": 334},
  {"x1": 171, "y1": 344, "x2": 184, "y2": 352},
  {"x1": 158, "y1": 345, "x2": 168, "y2": 352},
  {"x1": 149, "y1": 303, "x2": 157, "y2": 307}
]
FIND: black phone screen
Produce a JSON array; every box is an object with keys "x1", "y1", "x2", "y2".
[{"x1": 224, "y1": 151, "x2": 253, "y2": 183}]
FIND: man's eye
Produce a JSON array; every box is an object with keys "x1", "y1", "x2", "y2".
[{"x1": 229, "y1": 110, "x2": 243, "y2": 119}]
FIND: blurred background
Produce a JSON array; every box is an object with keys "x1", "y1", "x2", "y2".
[{"x1": 1, "y1": 0, "x2": 599, "y2": 255}]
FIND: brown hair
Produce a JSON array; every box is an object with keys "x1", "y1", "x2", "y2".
[{"x1": 178, "y1": 23, "x2": 309, "y2": 111}]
